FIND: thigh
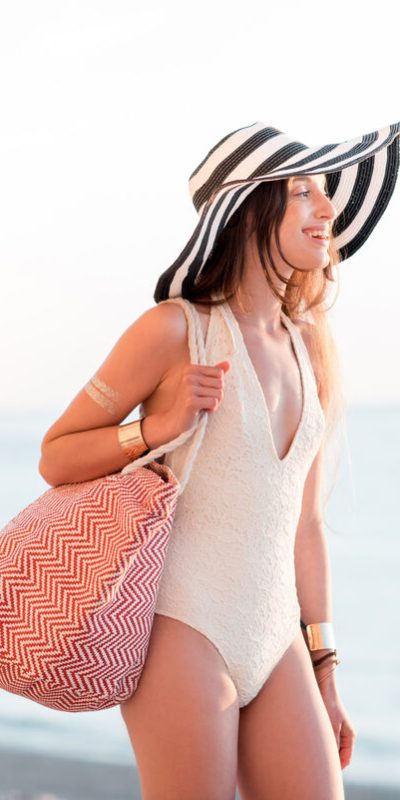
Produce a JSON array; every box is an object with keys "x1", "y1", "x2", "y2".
[
  {"x1": 120, "y1": 613, "x2": 240, "y2": 800},
  {"x1": 237, "y1": 629, "x2": 344, "y2": 800}
]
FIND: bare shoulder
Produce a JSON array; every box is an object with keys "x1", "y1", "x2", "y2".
[
  {"x1": 143, "y1": 299, "x2": 213, "y2": 354},
  {"x1": 149, "y1": 299, "x2": 211, "y2": 346},
  {"x1": 135, "y1": 301, "x2": 189, "y2": 343},
  {"x1": 143, "y1": 298, "x2": 211, "y2": 331},
  {"x1": 104, "y1": 301, "x2": 192, "y2": 373},
  {"x1": 40, "y1": 303, "x2": 191, "y2": 447}
]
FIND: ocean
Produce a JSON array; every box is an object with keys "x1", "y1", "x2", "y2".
[{"x1": 0, "y1": 406, "x2": 399, "y2": 790}]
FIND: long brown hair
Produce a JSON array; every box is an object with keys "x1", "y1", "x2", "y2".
[{"x1": 176, "y1": 179, "x2": 347, "y2": 518}]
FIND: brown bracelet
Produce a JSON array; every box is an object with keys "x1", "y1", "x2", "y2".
[
  {"x1": 311, "y1": 649, "x2": 337, "y2": 668},
  {"x1": 314, "y1": 657, "x2": 341, "y2": 671}
]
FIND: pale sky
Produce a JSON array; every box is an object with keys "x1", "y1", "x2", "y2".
[{"x1": 1, "y1": 0, "x2": 399, "y2": 416}]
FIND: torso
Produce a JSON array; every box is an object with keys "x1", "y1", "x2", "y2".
[
  {"x1": 142, "y1": 301, "x2": 318, "y2": 463},
  {"x1": 152, "y1": 296, "x2": 326, "y2": 709}
]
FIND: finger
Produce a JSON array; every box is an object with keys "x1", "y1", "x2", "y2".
[
  {"x1": 340, "y1": 741, "x2": 354, "y2": 760},
  {"x1": 215, "y1": 360, "x2": 231, "y2": 373},
  {"x1": 186, "y1": 372, "x2": 227, "y2": 391},
  {"x1": 189, "y1": 363, "x2": 230, "y2": 378},
  {"x1": 194, "y1": 386, "x2": 224, "y2": 399},
  {"x1": 339, "y1": 726, "x2": 356, "y2": 766},
  {"x1": 183, "y1": 372, "x2": 222, "y2": 394},
  {"x1": 189, "y1": 364, "x2": 226, "y2": 376},
  {"x1": 339, "y1": 742, "x2": 354, "y2": 769},
  {"x1": 195, "y1": 375, "x2": 225, "y2": 389},
  {"x1": 340, "y1": 722, "x2": 357, "y2": 745},
  {"x1": 333, "y1": 725, "x2": 341, "y2": 750}
]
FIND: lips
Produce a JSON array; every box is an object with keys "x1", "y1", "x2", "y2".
[
  {"x1": 303, "y1": 228, "x2": 330, "y2": 249},
  {"x1": 303, "y1": 227, "x2": 330, "y2": 241}
]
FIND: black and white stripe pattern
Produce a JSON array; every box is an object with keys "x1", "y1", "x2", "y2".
[{"x1": 155, "y1": 121, "x2": 400, "y2": 300}]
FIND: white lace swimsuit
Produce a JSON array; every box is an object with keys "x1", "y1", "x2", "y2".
[{"x1": 152, "y1": 298, "x2": 326, "y2": 708}]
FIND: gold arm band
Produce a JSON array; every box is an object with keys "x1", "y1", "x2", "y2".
[
  {"x1": 304, "y1": 622, "x2": 336, "y2": 651},
  {"x1": 85, "y1": 381, "x2": 117, "y2": 416},
  {"x1": 84, "y1": 373, "x2": 121, "y2": 417},
  {"x1": 117, "y1": 419, "x2": 150, "y2": 462}
]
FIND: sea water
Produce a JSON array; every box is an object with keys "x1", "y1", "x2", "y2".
[{"x1": 0, "y1": 406, "x2": 399, "y2": 789}]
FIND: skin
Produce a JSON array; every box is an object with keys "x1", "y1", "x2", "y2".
[
  {"x1": 120, "y1": 176, "x2": 355, "y2": 799},
  {"x1": 229, "y1": 172, "x2": 334, "y2": 328},
  {"x1": 40, "y1": 174, "x2": 357, "y2": 798}
]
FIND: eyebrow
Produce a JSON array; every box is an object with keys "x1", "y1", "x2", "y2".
[{"x1": 290, "y1": 175, "x2": 327, "y2": 188}]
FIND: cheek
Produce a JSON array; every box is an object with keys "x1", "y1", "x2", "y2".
[
  {"x1": 277, "y1": 214, "x2": 328, "y2": 267},
  {"x1": 280, "y1": 205, "x2": 304, "y2": 236},
  {"x1": 278, "y1": 214, "x2": 307, "y2": 252}
]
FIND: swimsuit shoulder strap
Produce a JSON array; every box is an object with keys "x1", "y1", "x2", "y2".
[
  {"x1": 120, "y1": 298, "x2": 209, "y2": 494},
  {"x1": 281, "y1": 313, "x2": 319, "y2": 391},
  {"x1": 161, "y1": 297, "x2": 208, "y2": 365}
]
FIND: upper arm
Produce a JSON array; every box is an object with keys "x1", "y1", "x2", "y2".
[
  {"x1": 40, "y1": 302, "x2": 189, "y2": 449},
  {"x1": 295, "y1": 443, "x2": 325, "y2": 537},
  {"x1": 295, "y1": 319, "x2": 325, "y2": 534}
]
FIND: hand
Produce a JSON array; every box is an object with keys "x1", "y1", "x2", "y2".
[
  {"x1": 164, "y1": 360, "x2": 231, "y2": 438},
  {"x1": 317, "y1": 675, "x2": 357, "y2": 770}
]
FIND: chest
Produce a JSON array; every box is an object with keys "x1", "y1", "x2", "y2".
[
  {"x1": 143, "y1": 300, "x2": 313, "y2": 464},
  {"x1": 198, "y1": 304, "x2": 306, "y2": 462}
]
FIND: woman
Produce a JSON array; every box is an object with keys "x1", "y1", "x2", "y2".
[{"x1": 39, "y1": 121, "x2": 400, "y2": 799}]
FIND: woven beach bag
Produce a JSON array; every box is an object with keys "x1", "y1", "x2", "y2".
[{"x1": 0, "y1": 298, "x2": 209, "y2": 712}]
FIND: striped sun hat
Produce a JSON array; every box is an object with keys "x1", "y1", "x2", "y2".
[{"x1": 154, "y1": 121, "x2": 400, "y2": 300}]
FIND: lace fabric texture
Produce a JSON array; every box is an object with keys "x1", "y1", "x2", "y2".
[{"x1": 155, "y1": 298, "x2": 326, "y2": 707}]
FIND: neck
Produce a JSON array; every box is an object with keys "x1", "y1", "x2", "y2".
[{"x1": 227, "y1": 244, "x2": 291, "y2": 335}]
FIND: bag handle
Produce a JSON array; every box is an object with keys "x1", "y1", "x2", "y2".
[{"x1": 120, "y1": 298, "x2": 209, "y2": 494}]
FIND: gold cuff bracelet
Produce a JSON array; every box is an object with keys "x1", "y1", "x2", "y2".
[
  {"x1": 305, "y1": 622, "x2": 336, "y2": 651},
  {"x1": 117, "y1": 419, "x2": 150, "y2": 462}
]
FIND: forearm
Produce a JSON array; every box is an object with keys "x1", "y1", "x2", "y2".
[
  {"x1": 295, "y1": 522, "x2": 333, "y2": 624},
  {"x1": 39, "y1": 413, "x2": 172, "y2": 487},
  {"x1": 294, "y1": 523, "x2": 337, "y2": 678}
]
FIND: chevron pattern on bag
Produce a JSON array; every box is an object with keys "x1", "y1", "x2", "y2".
[{"x1": 0, "y1": 461, "x2": 179, "y2": 712}]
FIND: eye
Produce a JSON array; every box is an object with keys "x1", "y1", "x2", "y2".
[{"x1": 295, "y1": 189, "x2": 331, "y2": 199}]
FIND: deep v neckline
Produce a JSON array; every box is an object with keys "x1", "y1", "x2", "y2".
[{"x1": 221, "y1": 301, "x2": 307, "y2": 465}]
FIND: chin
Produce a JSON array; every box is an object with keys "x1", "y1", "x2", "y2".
[
  {"x1": 293, "y1": 259, "x2": 328, "y2": 273},
  {"x1": 308, "y1": 251, "x2": 330, "y2": 271}
]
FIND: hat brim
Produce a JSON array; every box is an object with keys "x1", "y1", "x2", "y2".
[{"x1": 155, "y1": 123, "x2": 400, "y2": 300}]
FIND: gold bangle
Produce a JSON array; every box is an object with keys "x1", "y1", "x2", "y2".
[
  {"x1": 117, "y1": 419, "x2": 150, "y2": 462},
  {"x1": 304, "y1": 622, "x2": 336, "y2": 651}
]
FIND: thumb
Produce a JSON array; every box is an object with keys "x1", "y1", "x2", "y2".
[{"x1": 215, "y1": 360, "x2": 231, "y2": 374}]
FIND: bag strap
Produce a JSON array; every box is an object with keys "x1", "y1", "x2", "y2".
[{"x1": 120, "y1": 298, "x2": 209, "y2": 494}]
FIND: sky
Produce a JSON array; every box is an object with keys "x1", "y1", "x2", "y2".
[{"x1": 1, "y1": 0, "x2": 399, "y2": 416}]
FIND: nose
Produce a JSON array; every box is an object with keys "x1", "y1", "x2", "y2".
[{"x1": 317, "y1": 190, "x2": 337, "y2": 221}]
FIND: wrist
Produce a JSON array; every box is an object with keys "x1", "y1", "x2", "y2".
[
  {"x1": 301, "y1": 621, "x2": 335, "y2": 651},
  {"x1": 316, "y1": 664, "x2": 338, "y2": 690},
  {"x1": 310, "y1": 647, "x2": 335, "y2": 663},
  {"x1": 140, "y1": 413, "x2": 177, "y2": 450},
  {"x1": 314, "y1": 657, "x2": 337, "y2": 674},
  {"x1": 311, "y1": 650, "x2": 340, "y2": 691},
  {"x1": 117, "y1": 418, "x2": 149, "y2": 463}
]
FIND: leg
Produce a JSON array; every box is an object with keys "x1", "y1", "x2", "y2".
[
  {"x1": 120, "y1": 613, "x2": 240, "y2": 800},
  {"x1": 237, "y1": 629, "x2": 345, "y2": 800}
]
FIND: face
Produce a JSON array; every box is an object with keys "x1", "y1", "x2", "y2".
[{"x1": 271, "y1": 174, "x2": 337, "y2": 275}]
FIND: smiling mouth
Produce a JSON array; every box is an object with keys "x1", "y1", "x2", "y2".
[{"x1": 303, "y1": 231, "x2": 330, "y2": 246}]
